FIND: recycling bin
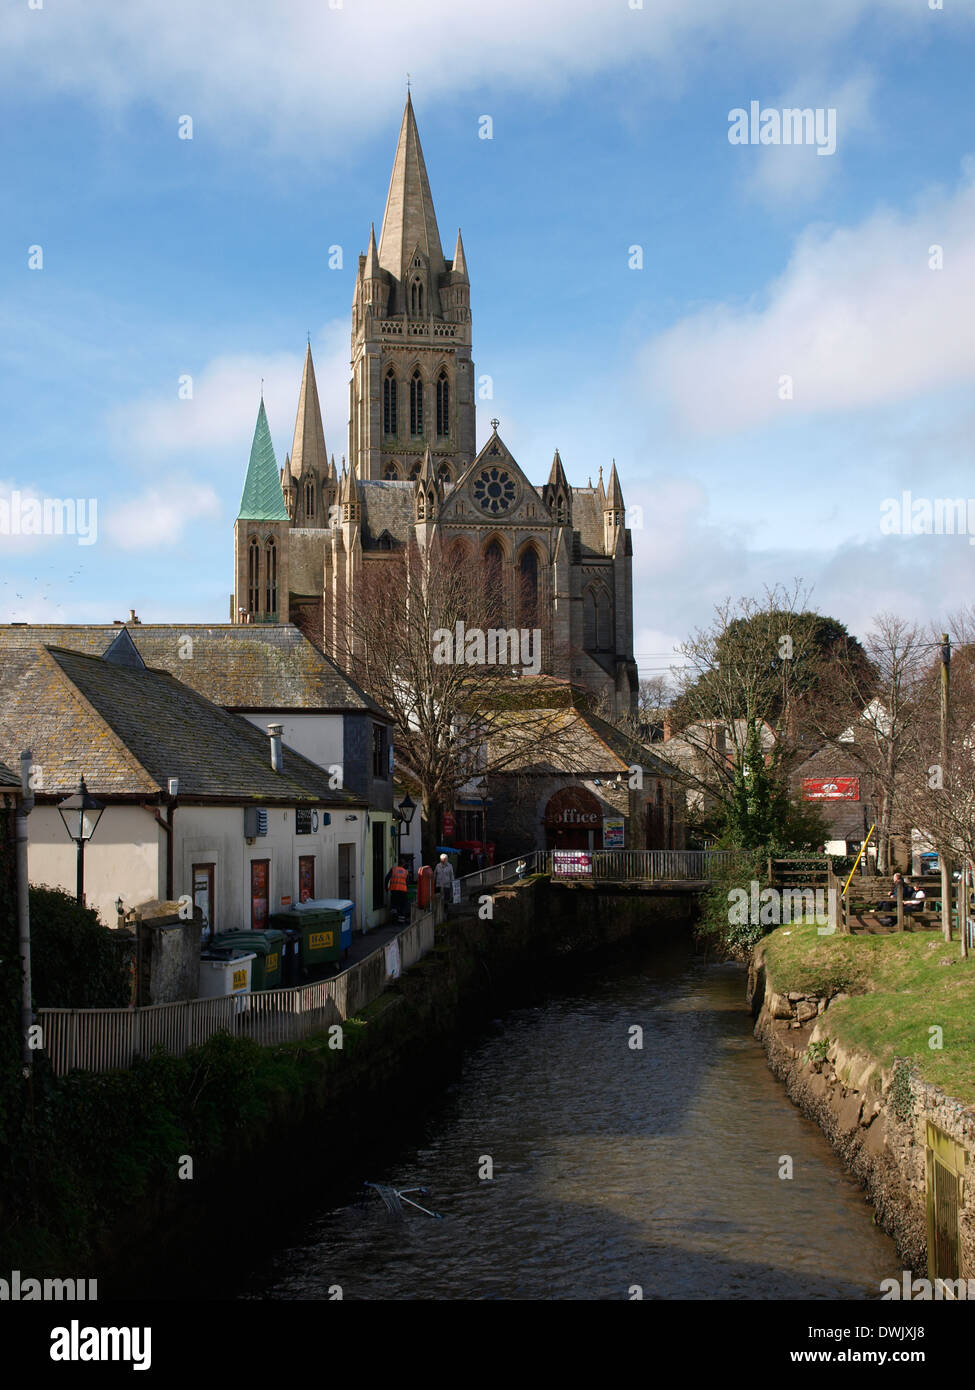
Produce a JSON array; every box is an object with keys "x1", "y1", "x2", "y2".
[
  {"x1": 212, "y1": 930, "x2": 284, "y2": 990},
  {"x1": 268, "y1": 907, "x2": 343, "y2": 972},
  {"x1": 282, "y1": 929, "x2": 301, "y2": 987},
  {"x1": 198, "y1": 948, "x2": 255, "y2": 1009},
  {"x1": 301, "y1": 898, "x2": 355, "y2": 954}
]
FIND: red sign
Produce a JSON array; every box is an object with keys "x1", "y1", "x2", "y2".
[
  {"x1": 442, "y1": 812, "x2": 455, "y2": 837},
  {"x1": 802, "y1": 778, "x2": 860, "y2": 801},
  {"x1": 552, "y1": 851, "x2": 593, "y2": 877}
]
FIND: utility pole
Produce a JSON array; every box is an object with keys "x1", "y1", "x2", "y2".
[{"x1": 940, "y1": 633, "x2": 952, "y2": 944}]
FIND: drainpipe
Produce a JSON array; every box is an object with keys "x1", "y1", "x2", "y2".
[
  {"x1": 151, "y1": 777, "x2": 179, "y2": 900},
  {"x1": 17, "y1": 750, "x2": 34, "y2": 1072}
]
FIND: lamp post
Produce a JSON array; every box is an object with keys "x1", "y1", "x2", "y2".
[
  {"x1": 58, "y1": 777, "x2": 104, "y2": 906},
  {"x1": 396, "y1": 792, "x2": 417, "y2": 847}
]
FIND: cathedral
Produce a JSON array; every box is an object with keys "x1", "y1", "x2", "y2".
[{"x1": 233, "y1": 94, "x2": 639, "y2": 717}]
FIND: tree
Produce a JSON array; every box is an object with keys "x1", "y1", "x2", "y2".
[
  {"x1": 805, "y1": 614, "x2": 932, "y2": 873},
  {"x1": 334, "y1": 537, "x2": 585, "y2": 864},
  {"x1": 667, "y1": 583, "x2": 865, "y2": 847}
]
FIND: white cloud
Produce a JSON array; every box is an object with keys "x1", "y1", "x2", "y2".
[
  {"x1": 738, "y1": 71, "x2": 877, "y2": 206},
  {"x1": 644, "y1": 161, "x2": 975, "y2": 434},
  {"x1": 0, "y1": 0, "x2": 951, "y2": 153},
  {"x1": 103, "y1": 484, "x2": 221, "y2": 550},
  {"x1": 106, "y1": 320, "x2": 349, "y2": 471}
]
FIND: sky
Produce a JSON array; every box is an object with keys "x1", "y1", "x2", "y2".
[{"x1": 2, "y1": 0, "x2": 974, "y2": 683}]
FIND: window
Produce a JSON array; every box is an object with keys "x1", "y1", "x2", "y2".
[
  {"x1": 410, "y1": 371, "x2": 423, "y2": 437},
  {"x1": 437, "y1": 464, "x2": 452, "y2": 486},
  {"x1": 520, "y1": 548, "x2": 539, "y2": 627},
  {"x1": 584, "y1": 584, "x2": 612, "y2": 651},
  {"x1": 248, "y1": 537, "x2": 260, "y2": 614},
  {"x1": 436, "y1": 369, "x2": 449, "y2": 437},
  {"x1": 383, "y1": 371, "x2": 397, "y2": 435},
  {"x1": 373, "y1": 722, "x2": 389, "y2": 779},
  {"x1": 265, "y1": 537, "x2": 277, "y2": 615},
  {"x1": 383, "y1": 461, "x2": 400, "y2": 480},
  {"x1": 484, "y1": 541, "x2": 504, "y2": 627},
  {"x1": 408, "y1": 461, "x2": 422, "y2": 481},
  {"x1": 304, "y1": 480, "x2": 315, "y2": 519},
  {"x1": 410, "y1": 279, "x2": 424, "y2": 315}
]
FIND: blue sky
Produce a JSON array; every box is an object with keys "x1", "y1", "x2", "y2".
[{"x1": 2, "y1": 0, "x2": 975, "y2": 678}]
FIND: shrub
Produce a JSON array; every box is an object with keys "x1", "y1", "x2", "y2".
[{"x1": 29, "y1": 885, "x2": 131, "y2": 1008}]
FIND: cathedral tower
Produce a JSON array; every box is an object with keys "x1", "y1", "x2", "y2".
[{"x1": 350, "y1": 94, "x2": 475, "y2": 486}]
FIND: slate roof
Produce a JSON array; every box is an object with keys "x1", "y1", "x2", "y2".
[
  {"x1": 0, "y1": 645, "x2": 368, "y2": 805},
  {"x1": 0, "y1": 759, "x2": 20, "y2": 788},
  {"x1": 0, "y1": 624, "x2": 390, "y2": 716}
]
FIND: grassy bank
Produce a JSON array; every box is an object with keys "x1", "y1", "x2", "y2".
[{"x1": 761, "y1": 922, "x2": 975, "y2": 1103}]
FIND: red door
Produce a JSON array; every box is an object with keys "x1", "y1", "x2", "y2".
[
  {"x1": 299, "y1": 855, "x2": 315, "y2": 902},
  {"x1": 251, "y1": 859, "x2": 270, "y2": 930}
]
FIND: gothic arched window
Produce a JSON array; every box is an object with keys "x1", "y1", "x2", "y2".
[
  {"x1": 437, "y1": 464, "x2": 452, "y2": 486},
  {"x1": 584, "y1": 584, "x2": 612, "y2": 651},
  {"x1": 248, "y1": 536, "x2": 260, "y2": 615},
  {"x1": 265, "y1": 537, "x2": 277, "y2": 616},
  {"x1": 384, "y1": 460, "x2": 400, "y2": 480},
  {"x1": 383, "y1": 370, "x2": 397, "y2": 436},
  {"x1": 304, "y1": 480, "x2": 315, "y2": 519},
  {"x1": 436, "y1": 369, "x2": 449, "y2": 438},
  {"x1": 410, "y1": 280, "x2": 424, "y2": 316},
  {"x1": 519, "y1": 548, "x2": 539, "y2": 628},
  {"x1": 410, "y1": 371, "x2": 423, "y2": 437},
  {"x1": 484, "y1": 540, "x2": 504, "y2": 627},
  {"x1": 408, "y1": 461, "x2": 422, "y2": 481}
]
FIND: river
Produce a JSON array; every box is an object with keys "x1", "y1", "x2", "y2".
[{"x1": 238, "y1": 936, "x2": 898, "y2": 1300}]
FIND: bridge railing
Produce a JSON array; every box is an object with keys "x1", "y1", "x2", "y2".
[{"x1": 457, "y1": 848, "x2": 740, "y2": 885}]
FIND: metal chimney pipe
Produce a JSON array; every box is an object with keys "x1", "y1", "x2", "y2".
[{"x1": 268, "y1": 724, "x2": 284, "y2": 773}]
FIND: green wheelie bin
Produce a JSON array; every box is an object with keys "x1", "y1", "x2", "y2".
[
  {"x1": 212, "y1": 929, "x2": 285, "y2": 990},
  {"x1": 268, "y1": 908, "x2": 343, "y2": 974}
]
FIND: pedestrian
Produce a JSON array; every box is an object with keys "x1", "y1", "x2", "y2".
[
  {"x1": 385, "y1": 858, "x2": 410, "y2": 923},
  {"x1": 434, "y1": 852, "x2": 455, "y2": 916}
]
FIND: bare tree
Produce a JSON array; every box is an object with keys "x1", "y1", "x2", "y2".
[{"x1": 334, "y1": 537, "x2": 583, "y2": 863}]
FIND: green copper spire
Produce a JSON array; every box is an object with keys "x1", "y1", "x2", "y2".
[{"x1": 237, "y1": 398, "x2": 288, "y2": 521}]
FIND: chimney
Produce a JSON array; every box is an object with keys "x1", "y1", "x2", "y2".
[
  {"x1": 268, "y1": 724, "x2": 284, "y2": 773},
  {"x1": 663, "y1": 712, "x2": 672, "y2": 741},
  {"x1": 129, "y1": 609, "x2": 141, "y2": 625}
]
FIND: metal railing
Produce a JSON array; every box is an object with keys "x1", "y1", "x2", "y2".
[
  {"x1": 457, "y1": 847, "x2": 738, "y2": 891},
  {"x1": 37, "y1": 911, "x2": 436, "y2": 1077}
]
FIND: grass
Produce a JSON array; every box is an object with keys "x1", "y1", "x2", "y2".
[{"x1": 762, "y1": 921, "x2": 975, "y2": 1105}]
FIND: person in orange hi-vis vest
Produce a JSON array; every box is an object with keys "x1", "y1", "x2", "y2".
[{"x1": 385, "y1": 859, "x2": 410, "y2": 923}]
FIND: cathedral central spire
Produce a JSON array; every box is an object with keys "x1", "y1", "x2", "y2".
[{"x1": 378, "y1": 92, "x2": 446, "y2": 282}]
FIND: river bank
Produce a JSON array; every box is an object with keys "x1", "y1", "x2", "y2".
[
  {"x1": 749, "y1": 925, "x2": 975, "y2": 1284},
  {"x1": 6, "y1": 876, "x2": 696, "y2": 1296}
]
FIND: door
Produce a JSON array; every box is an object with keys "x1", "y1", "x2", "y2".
[
  {"x1": 338, "y1": 842, "x2": 356, "y2": 927},
  {"x1": 193, "y1": 863, "x2": 215, "y2": 940},
  {"x1": 298, "y1": 855, "x2": 315, "y2": 903},
  {"x1": 250, "y1": 859, "x2": 270, "y2": 931},
  {"x1": 372, "y1": 820, "x2": 385, "y2": 910}
]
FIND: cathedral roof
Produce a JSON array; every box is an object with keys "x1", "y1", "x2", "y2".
[
  {"x1": 290, "y1": 345, "x2": 328, "y2": 481},
  {"x1": 378, "y1": 93, "x2": 446, "y2": 282},
  {"x1": 238, "y1": 399, "x2": 288, "y2": 521}
]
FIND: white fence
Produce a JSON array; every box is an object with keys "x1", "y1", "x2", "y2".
[{"x1": 37, "y1": 911, "x2": 436, "y2": 1077}]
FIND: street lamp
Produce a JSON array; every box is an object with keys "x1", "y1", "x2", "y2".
[
  {"x1": 396, "y1": 792, "x2": 417, "y2": 842},
  {"x1": 58, "y1": 777, "x2": 104, "y2": 905}
]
